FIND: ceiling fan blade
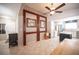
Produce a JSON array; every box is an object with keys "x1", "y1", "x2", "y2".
[
  {"x1": 55, "y1": 11, "x2": 63, "y2": 13},
  {"x1": 45, "y1": 6, "x2": 51, "y2": 11},
  {"x1": 55, "y1": 3, "x2": 65, "y2": 10}
]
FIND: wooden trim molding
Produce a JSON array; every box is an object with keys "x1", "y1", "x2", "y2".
[
  {"x1": 37, "y1": 16, "x2": 40, "y2": 41},
  {"x1": 45, "y1": 17, "x2": 47, "y2": 32},
  {"x1": 26, "y1": 31, "x2": 46, "y2": 34},
  {"x1": 23, "y1": 10, "x2": 26, "y2": 46},
  {"x1": 26, "y1": 32, "x2": 37, "y2": 34},
  {"x1": 40, "y1": 31, "x2": 46, "y2": 33}
]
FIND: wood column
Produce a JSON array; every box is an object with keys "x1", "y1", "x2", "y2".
[
  {"x1": 23, "y1": 10, "x2": 26, "y2": 46},
  {"x1": 37, "y1": 16, "x2": 40, "y2": 41}
]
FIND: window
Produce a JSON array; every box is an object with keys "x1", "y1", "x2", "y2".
[
  {"x1": 0, "y1": 24, "x2": 6, "y2": 34},
  {"x1": 65, "y1": 20, "x2": 77, "y2": 30}
]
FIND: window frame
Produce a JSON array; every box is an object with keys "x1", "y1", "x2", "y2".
[{"x1": 0, "y1": 24, "x2": 6, "y2": 34}]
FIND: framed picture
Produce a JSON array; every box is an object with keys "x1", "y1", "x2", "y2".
[
  {"x1": 26, "y1": 18, "x2": 36, "y2": 27},
  {"x1": 40, "y1": 20, "x2": 45, "y2": 28}
]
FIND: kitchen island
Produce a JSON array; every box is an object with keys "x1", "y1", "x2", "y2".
[{"x1": 59, "y1": 32, "x2": 72, "y2": 42}]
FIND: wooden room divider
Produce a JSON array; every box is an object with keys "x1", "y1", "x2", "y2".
[{"x1": 23, "y1": 9, "x2": 47, "y2": 46}]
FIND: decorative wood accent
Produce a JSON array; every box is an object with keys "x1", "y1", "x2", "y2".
[
  {"x1": 40, "y1": 31, "x2": 46, "y2": 33},
  {"x1": 25, "y1": 31, "x2": 46, "y2": 34},
  {"x1": 23, "y1": 10, "x2": 26, "y2": 46},
  {"x1": 23, "y1": 9, "x2": 47, "y2": 46},
  {"x1": 26, "y1": 32, "x2": 37, "y2": 34},
  {"x1": 45, "y1": 17, "x2": 47, "y2": 32},
  {"x1": 37, "y1": 16, "x2": 40, "y2": 41}
]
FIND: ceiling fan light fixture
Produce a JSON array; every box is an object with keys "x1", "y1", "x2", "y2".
[{"x1": 50, "y1": 11, "x2": 55, "y2": 15}]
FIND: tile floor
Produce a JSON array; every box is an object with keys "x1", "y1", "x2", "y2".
[
  {"x1": 1, "y1": 37, "x2": 79, "y2": 55},
  {"x1": 9, "y1": 38, "x2": 59, "y2": 55},
  {"x1": 51, "y1": 38, "x2": 79, "y2": 55}
]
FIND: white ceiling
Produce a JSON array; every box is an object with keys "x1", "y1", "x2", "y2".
[
  {"x1": 25, "y1": 3, "x2": 62, "y2": 14},
  {"x1": 58, "y1": 3, "x2": 79, "y2": 11},
  {"x1": 0, "y1": 3, "x2": 79, "y2": 18},
  {"x1": 0, "y1": 3, "x2": 21, "y2": 18},
  {"x1": 0, "y1": 3, "x2": 79, "y2": 16},
  {"x1": 24, "y1": 3, "x2": 79, "y2": 15}
]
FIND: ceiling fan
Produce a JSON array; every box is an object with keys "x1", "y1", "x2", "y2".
[{"x1": 45, "y1": 3, "x2": 66, "y2": 15}]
